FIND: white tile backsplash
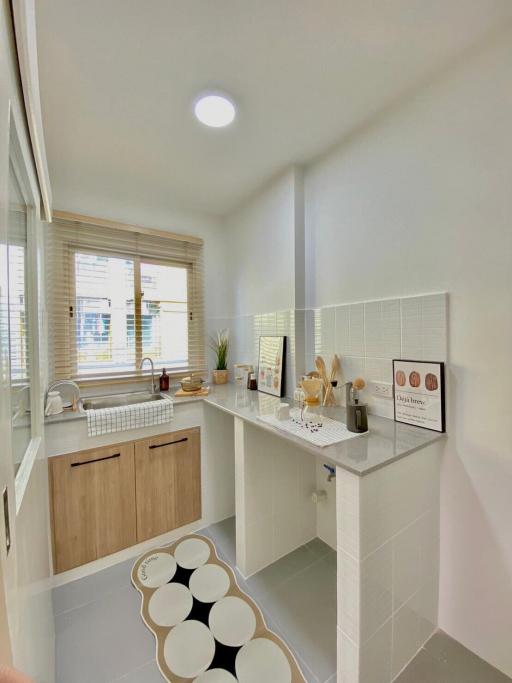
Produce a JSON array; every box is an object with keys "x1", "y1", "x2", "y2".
[
  {"x1": 215, "y1": 292, "x2": 446, "y2": 419},
  {"x1": 364, "y1": 299, "x2": 401, "y2": 360},
  {"x1": 319, "y1": 306, "x2": 336, "y2": 357},
  {"x1": 401, "y1": 293, "x2": 447, "y2": 362}
]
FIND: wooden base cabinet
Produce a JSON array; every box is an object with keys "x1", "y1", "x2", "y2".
[
  {"x1": 50, "y1": 443, "x2": 137, "y2": 574},
  {"x1": 135, "y1": 428, "x2": 201, "y2": 542},
  {"x1": 50, "y1": 428, "x2": 201, "y2": 573}
]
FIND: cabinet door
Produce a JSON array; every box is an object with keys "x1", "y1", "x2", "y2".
[
  {"x1": 135, "y1": 428, "x2": 201, "y2": 543},
  {"x1": 50, "y1": 443, "x2": 136, "y2": 573}
]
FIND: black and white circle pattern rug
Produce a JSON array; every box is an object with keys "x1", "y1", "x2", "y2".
[{"x1": 132, "y1": 534, "x2": 306, "y2": 683}]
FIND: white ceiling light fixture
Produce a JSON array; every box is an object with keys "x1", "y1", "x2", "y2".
[{"x1": 194, "y1": 92, "x2": 236, "y2": 128}]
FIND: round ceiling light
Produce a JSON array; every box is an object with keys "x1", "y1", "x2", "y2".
[{"x1": 194, "y1": 93, "x2": 236, "y2": 128}]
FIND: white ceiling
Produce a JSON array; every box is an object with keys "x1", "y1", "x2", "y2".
[{"x1": 36, "y1": 0, "x2": 512, "y2": 217}]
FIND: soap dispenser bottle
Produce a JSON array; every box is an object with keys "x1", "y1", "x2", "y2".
[{"x1": 159, "y1": 368, "x2": 169, "y2": 392}]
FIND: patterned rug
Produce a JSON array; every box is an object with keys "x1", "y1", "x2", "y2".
[{"x1": 132, "y1": 534, "x2": 306, "y2": 682}]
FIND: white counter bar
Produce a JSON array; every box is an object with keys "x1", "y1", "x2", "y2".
[
  {"x1": 46, "y1": 383, "x2": 442, "y2": 474},
  {"x1": 45, "y1": 384, "x2": 443, "y2": 683}
]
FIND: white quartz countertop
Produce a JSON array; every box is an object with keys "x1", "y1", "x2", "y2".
[
  {"x1": 45, "y1": 383, "x2": 443, "y2": 475},
  {"x1": 201, "y1": 384, "x2": 443, "y2": 475}
]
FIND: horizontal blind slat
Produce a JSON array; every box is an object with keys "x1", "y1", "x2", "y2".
[{"x1": 46, "y1": 216, "x2": 205, "y2": 383}]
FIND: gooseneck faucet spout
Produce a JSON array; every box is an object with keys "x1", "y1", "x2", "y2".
[{"x1": 140, "y1": 357, "x2": 157, "y2": 394}]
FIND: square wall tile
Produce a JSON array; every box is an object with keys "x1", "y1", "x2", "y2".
[
  {"x1": 365, "y1": 299, "x2": 401, "y2": 359},
  {"x1": 365, "y1": 358, "x2": 393, "y2": 384},
  {"x1": 335, "y1": 304, "x2": 350, "y2": 353},
  {"x1": 320, "y1": 306, "x2": 336, "y2": 357},
  {"x1": 412, "y1": 577, "x2": 438, "y2": 646},
  {"x1": 337, "y1": 469, "x2": 361, "y2": 559},
  {"x1": 421, "y1": 293, "x2": 447, "y2": 361},
  {"x1": 391, "y1": 601, "x2": 422, "y2": 679},
  {"x1": 335, "y1": 303, "x2": 365, "y2": 357},
  {"x1": 338, "y1": 628, "x2": 359, "y2": 683},
  {"x1": 392, "y1": 521, "x2": 422, "y2": 611},
  {"x1": 313, "y1": 308, "x2": 322, "y2": 355},
  {"x1": 360, "y1": 542, "x2": 393, "y2": 643},
  {"x1": 341, "y1": 356, "x2": 366, "y2": 385},
  {"x1": 359, "y1": 618, "x2": 392, "y2": 683},
  {"x1": 349, "y1": 304, "x2": 365, "y2": 354},
  {"x1": 338, "y1": 551, "x2": 360, "y2": 642},
  {"x1": 419, "y1": 509, "x2": 440, "y2": 587},
  {"x1": 401, "y1": 293, "x2": 447, "y2": 362},
  {"x1": 261, "y1": 311, "x2": 277, "y2": 336},
  {"x1": 303, "y1": 309, "x2": 313, "y2": 356}
]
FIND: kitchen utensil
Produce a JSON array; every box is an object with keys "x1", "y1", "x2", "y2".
[
  {"x1": 274, "y1": 403, "x2": 291, "y2": 420},
  {"x1": 45, "y1": 391, "x2": 64, "y2": 416},
  {"x1": 316, "y1": 356, "x2": 338, "y2": 406},
  {"x1": 180, "y1": 376, "x2": 204, "y2": 392},
  {"x1": 301, "y1": 377, "x2": 323, "y2": 406},
  {"x1": 174, "y1": 386, "x2": 210, "y2": 397},
  {"x1": 47, "y1": 380, "x2": 80, "y2": 409}
]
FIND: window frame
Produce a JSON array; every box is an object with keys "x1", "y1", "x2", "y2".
[
  {"x1": 8, "y1": 106, "x2": 44, "y2": 511},
  {"x1": 68, "y1": 246, "x2": 197, "y2": 382}
]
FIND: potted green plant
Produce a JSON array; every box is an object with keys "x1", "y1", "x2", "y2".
[{"x1": 210, "y1": 329, "x2": 229, "y2": 384}]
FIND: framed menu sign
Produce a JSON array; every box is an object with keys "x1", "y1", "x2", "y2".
[
  {"x1": 258, "y1": 336, "x2": 286, "y2": 397},
  {"x1": 393, "y1": 359, "x2": 446, "y2": 432}
]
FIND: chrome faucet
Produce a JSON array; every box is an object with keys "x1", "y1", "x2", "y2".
[{"x1": 140, "y1": 357, "x2": 157, "y2": 394}]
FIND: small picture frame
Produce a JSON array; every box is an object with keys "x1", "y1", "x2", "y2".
[
  {"x1": 393, "y1": 359, "x2": 446, "y2": 433},
  {"x1": 258, "y1": 336, "x2": 286, "y2": 397}
]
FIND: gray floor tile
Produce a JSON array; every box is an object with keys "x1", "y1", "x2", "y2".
[
  {"x1": 204, "y1": 516, "x2": 236, "y2": 566},
  {"x1": 53, "y1": 524, "x2": 512, "y2": 683},
  {"x1": 395, "y1": 648, "x2": 450, "y2": 683},
  {"x1": 53, "y1": 558, "x2": 135, "y2": 616},
  {"x1": 262, "y1": 610, "x2": 320, "y2": 683},
  {"x1": 305, "y1": 538, "x2": 334, "y2": 560},
  {"x1": 245, "y1": 544, "x2": 318, "y2": 599},
  {"x1": 257, "y1": 555, "x2": 337, "y2": 683},
  {"x1": 422, "y1": 631, "x2": 512, "y2": 682},
  {"x1": 56, "y1": 585, "x2": 155, "y2": 683},
  {"x1": 111, "y1": 660, "x2": 164, "y2": 682}
]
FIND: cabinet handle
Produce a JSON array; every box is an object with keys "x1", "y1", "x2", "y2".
[
  {"x1": 71, "y1": 453, "x2": 121, "y2": 468},
  {"x1": 149, "y1": 437, "x2": 188, "y2": 450}
]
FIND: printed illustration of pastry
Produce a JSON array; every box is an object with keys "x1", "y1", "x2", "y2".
[
  {"x1": 425, "y1": 373, "x2": 438, "y2": 391},
  {"x1": 395, "y1": 370, "x2": 406, "y2": 387},
  {"x1": 409, "y1": 371, "x2": 421, "y2": 388}
]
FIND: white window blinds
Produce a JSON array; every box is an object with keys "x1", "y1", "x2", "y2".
[{"x1": 46, "y1": 215, "x2": 205, "y2": 383}]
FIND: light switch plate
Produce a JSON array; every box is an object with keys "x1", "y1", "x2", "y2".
[{"x1": 371, "y1": 381, "x2": 393, "y2": 398}]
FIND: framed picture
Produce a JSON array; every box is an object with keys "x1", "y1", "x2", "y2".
[
  {"x1": 258, "y1": 336, "x2": 286, "y2": 397},
  {"x1": 393, "y1": 359, "x2": 446, "y2": 432}
]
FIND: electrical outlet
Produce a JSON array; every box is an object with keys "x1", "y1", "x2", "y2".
[{"x1": 371, "y1": 381, "x2": 393, "y2": 398}]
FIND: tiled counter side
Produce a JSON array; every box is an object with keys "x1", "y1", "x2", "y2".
[
  {"x1": 337, "y1": 443, "x2": 441, "y2": 683},
  {"x1": 45, "y1": 384, "x2": 443, "y2": 682}
]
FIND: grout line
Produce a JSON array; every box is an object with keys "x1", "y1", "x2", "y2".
[{"x1": 339, "y1": 506, "x2": 436, "y2": 564}]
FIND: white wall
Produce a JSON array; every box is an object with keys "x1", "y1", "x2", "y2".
[
  {"x1": 224, "y1": 168, "x2": 297, "y2": 317},
  {"x1": 0, "y1": 1, "x2": 54, "y2": 679},
  {"x1": 304, "y1": 29, "x2": 512, "y2": 677}
]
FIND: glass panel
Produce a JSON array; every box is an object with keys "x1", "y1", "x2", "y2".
[
  {"x1": 75, "y1": 252, "x2": 135, "y2": 375},
  {"x1": 140, "y1": 262, "x2": 188, "y2": 369},
  {"x1": 8, "y1": 162, "x2": 31, "y2": 472}
]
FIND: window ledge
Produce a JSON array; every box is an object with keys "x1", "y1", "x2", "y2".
[{"x1": 74, "y1": 369, "x2": 208, "y2": 389}]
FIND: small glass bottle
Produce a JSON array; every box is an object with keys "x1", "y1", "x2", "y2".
[
  {"x1": 248, "y1": 372, "x2": 257, "y2": 390},
  {"x1": 159, "y1": 368, "x2": 169, "y2": 392}
]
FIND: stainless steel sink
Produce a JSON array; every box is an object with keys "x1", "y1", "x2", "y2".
[{"x1": 81, "y1": 391, "x2": 166, "y2": 411}]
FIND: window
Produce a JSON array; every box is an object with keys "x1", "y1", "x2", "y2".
[
  {"x1": 46, "y1": 217, "x2": 205, "y2": 382},
  {"x1": 4, "y1": 144, "x2": 36, "y2": 475}
]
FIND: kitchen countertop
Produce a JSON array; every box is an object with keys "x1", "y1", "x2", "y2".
[{"x1": 45, "y1": 383, "x2": 444, "y2": 475}]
